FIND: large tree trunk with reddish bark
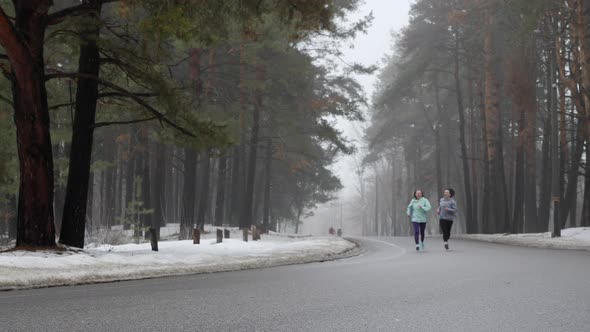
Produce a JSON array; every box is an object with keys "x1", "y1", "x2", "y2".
[{"x1": 0, "y1": 2, "x2": 56, "y2": 247}]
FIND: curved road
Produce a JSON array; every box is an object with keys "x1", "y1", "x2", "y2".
[{"x1": 1, "y1": 237, "x2": 589, "y2": 331}]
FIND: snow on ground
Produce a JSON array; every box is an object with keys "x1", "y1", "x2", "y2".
[
  {"x1": 2, "y1": 225, "x2": 587, "y2": 291},
  {"x1": 0, "y1": 232, "x2": 358, "y2": 291},
  {"x1": 457, "y1": 227, "x2": 590, "y2": 251}
]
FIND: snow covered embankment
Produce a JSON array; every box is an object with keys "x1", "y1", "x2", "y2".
[
  {"x1": 0, "y1": 235, "x2": 358, "y2": 290},
  {"x1": 457, "y1": 227, "x2": 590, "y2": 251}
]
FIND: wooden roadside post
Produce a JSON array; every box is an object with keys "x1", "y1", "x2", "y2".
[
  {"x1": 193, "y1": 229, "x2": 200, "y2": 244},
  {"x1": 216, "y1": 229, "x2": 223, "y2": 243},
  {"x1": 242, "y1": 228, "x2": 248, "y2": 242},
  {"x1": 252, "y1": 226, "x2": 260, "y2": 241},
  {"x1": 149, "y1": 227, "x2": 158, "y2": 251},
  {"x1": 224, "y1": 229, "x2": 230, "y2": 239}
]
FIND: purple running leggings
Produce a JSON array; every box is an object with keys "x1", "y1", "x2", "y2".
[{"x1": 412, "y1": 222, "x2": 426, "y2": 244}]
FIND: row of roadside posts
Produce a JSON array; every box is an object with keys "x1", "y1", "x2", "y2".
[
  {"x1": 192, "y1": 226, "x2": 263, "y2": 245},
  {"x1": 147, "y1": 226, "x2": 266, "y2": 252}
]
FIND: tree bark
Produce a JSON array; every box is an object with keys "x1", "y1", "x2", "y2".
[
  {"x1": 262, "y1": 138, "x2": 272, "y2": 231},
  {"x1": 59, "y1": 1, "x2": 102, "y2": 247},
  {"x1": 196, "y1": 149, "x2": 211, "y2": 230},
  {"x1": 483, "y1": 6, "x2": 509, "y2": 233},
  {"x1": 240, "y1": 65, "x2": 263, "y2": 229},
  {"x1": 230, "y1": 146, "x2": 242, "y2": 227},
  {"x1": 511, "y1": 103, "x2": 525, "y2": 234},
  {"x1": 153, "y1": 141, "x2": 166, "y2": 230},
  {"x1": 138, "y1": 125, "x2": 152, "y2": 234},
  {"x1": 560, "y1": 120, "x2": 585, "y2": 227},
  {"x1": 214, "y1": 152, "x2": 227, "y2": 227},
  {"x1": 538, "y1": 20, "x2": 556, "y2": 232},
  {"x1": 374, "y1": 173, "x2": 379, "y2": 236},
  {"x1": 433, "y1": 79, "x2": 444, "y2": 198},
  {"x1": 1, "y1": 2, "x2": 56, "y2": 247},
  {"x1": 581, "y1": 143, "x2": 590, "y2": 227},
  {"x1": 453, "y1": 32, "x2": 475, "y2": 233},
  {"x1": 181, "y1": 148, "x2": 197, "y2": 239}
]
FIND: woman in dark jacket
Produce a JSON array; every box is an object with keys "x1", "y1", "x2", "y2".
[{"x1": 437, "y1": 188, "x2": 457, "y2": 250}]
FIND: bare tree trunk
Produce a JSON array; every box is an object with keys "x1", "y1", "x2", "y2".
[
  {"x1": 230, "y1": 146, "x2": 242, "y2": 227},
  {"x1": 454, "y1": 33, "x2": 475, "y2": 232},
  {"x1": 1, "y1": 2, "x2": 56, "y2": 247},
  {"x1": 138, "y1": 126, "x2": 152, "y2": 236},
  {"x1": 59, "y1": 1, "x2": 102, "y2": 248},
  {"x1": 483, "y1": 6, "x2": 510, "y2": 233},
  {"x1": 196, "y1": 149, "x2": 211, "y2": 230},
  {"x1": 582, "y1": 143, "x2": 590, "y2": 227},
  {"x1": 539, "y1": 116, "x2": 552, "y2": 231},
  {"x1": 433, "y1": 79, "x2": 444, "y2": 198},
  {"x1": 262, "y1": 138, "x2": 272, "y2": 231},
  {"x1": 153, "y1": 141, "x2": 166, "y2": 231},
  {"x1": 374, "y1": 173, "x2": 379, "y2": 236},
  {"x1": 560, "y1": 120, "x2": 585, "y2": 227},
  {"x1": 181, "y1": 149, "x2": 197, "y2": 239},
  {"x1": 539, "y1": 21, "x2": 556, "y2": 231},
  {"x1": 123, "y1": 134, "x2": 135, "y2": 230},
  {"x1": 240, "y1": 65, "x2": 263, "y2": 230},
  {"x1": 511, "y1": 103, "x2": 525, "y2": 234},
  {"x1": 480, "y1": 78, "x2": 491, "y2": 234},
  {"x1": 214, "y1": 152, "x2": 227, "y2": 227}
]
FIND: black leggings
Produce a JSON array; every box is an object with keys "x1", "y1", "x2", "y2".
[{"x1": 439, "y1": 219, "x2": 453, "y2": 242}]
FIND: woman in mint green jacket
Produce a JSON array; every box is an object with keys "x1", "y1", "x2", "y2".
[{"x1": 406, "y1": 190, "x2": 431, "y2": 251}]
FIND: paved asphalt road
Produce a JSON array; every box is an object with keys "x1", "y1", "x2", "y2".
[{"x1": 1, "y1": 237, "x2": 589, "y2": 331}]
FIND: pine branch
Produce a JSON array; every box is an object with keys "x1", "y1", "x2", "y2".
[
  {"x1": 45, "y1": 71, "x2": 196, "y2": 138},
  {"x1": 48, "y1": 102, "x2": 75, "y2": 111},
  {"x1": 94, "y1": 116, "x2": 159, "y2": 128},
  {"x1": 46, "y1": 0, "x2": 118, "y2": 26},
  {"x1": 98, "y1": 92, "x2": 159, "y2": 99},
  {"x1": 0, "y1": 93, "x2": 11, "y2": 106}
]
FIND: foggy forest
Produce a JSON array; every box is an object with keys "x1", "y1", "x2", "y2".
[{"x1": 0, "y1": 0, "x2": 588, "y2": 250}]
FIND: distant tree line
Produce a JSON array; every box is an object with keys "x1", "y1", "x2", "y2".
[{"x1": 359, "y1": 0, "x2": 589, "y2": 236}]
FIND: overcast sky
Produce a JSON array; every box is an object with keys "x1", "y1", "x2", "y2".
[
  {"x1": 335, "y1": 0, "x2": 412, "y2": 194},
  {"x1": 304, "y1": 0, "x2": 412, "y2": 235},
  {"x1": 343, "y1": 0, "x2": 412, "y2": 98}
]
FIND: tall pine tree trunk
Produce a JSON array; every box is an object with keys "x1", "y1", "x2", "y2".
[
  {"x1": 453, "y1": 32, "x2": 475, "y2": 233},
  {"x1": 1, "y1": 2, "x2": 56, "y2": 247},
  {"x1": 511, "y1": 103, "x2": 525, "y2": 234},
  {"x1": 138, "y1": 125, "x2": 152, "y2": 234},
  {"x1": 214, "y1": 152, "x2": 227, "y2": 227},
  {"x1": 153, "y1": 141, "x2": 166, "y2": 230},
  {"x1": 560, "y1": 120, "x2": 585, "y2": 227},
  {"x1": 240, "y1": 65, "x2": 263, "y2": 230},
  {"x1": 262, "y1": 138, "x2": 272, "y2": 231},
  {"x1": 483, "y1": 6, "x2": 509, "y2": 233},
  {"x1": 196, "y1": 149, "x2": 211, "y2": 230},
  {"x1": 581, "y1": 143, "x2": 590, "y2": 227},
  {"x1": 59, "y1": 2, "x2": 102, "y2": 247},
  {"x1": 230, "y1": 146, "x2": 242, "y2": 227},
  {"x1": 181, "y1": 149, "x2": 197, "y2": 239},
  {"x1": 433, "y1": 80, "x2": 443, "y2": 198},
  {"x1": 538, "y1": 22, "x2": 556, "y2": 231}
]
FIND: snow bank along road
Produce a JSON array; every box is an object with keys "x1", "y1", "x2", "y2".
[{"x1": 0, "y1": 234, "x2": 360, "y2": 290}]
